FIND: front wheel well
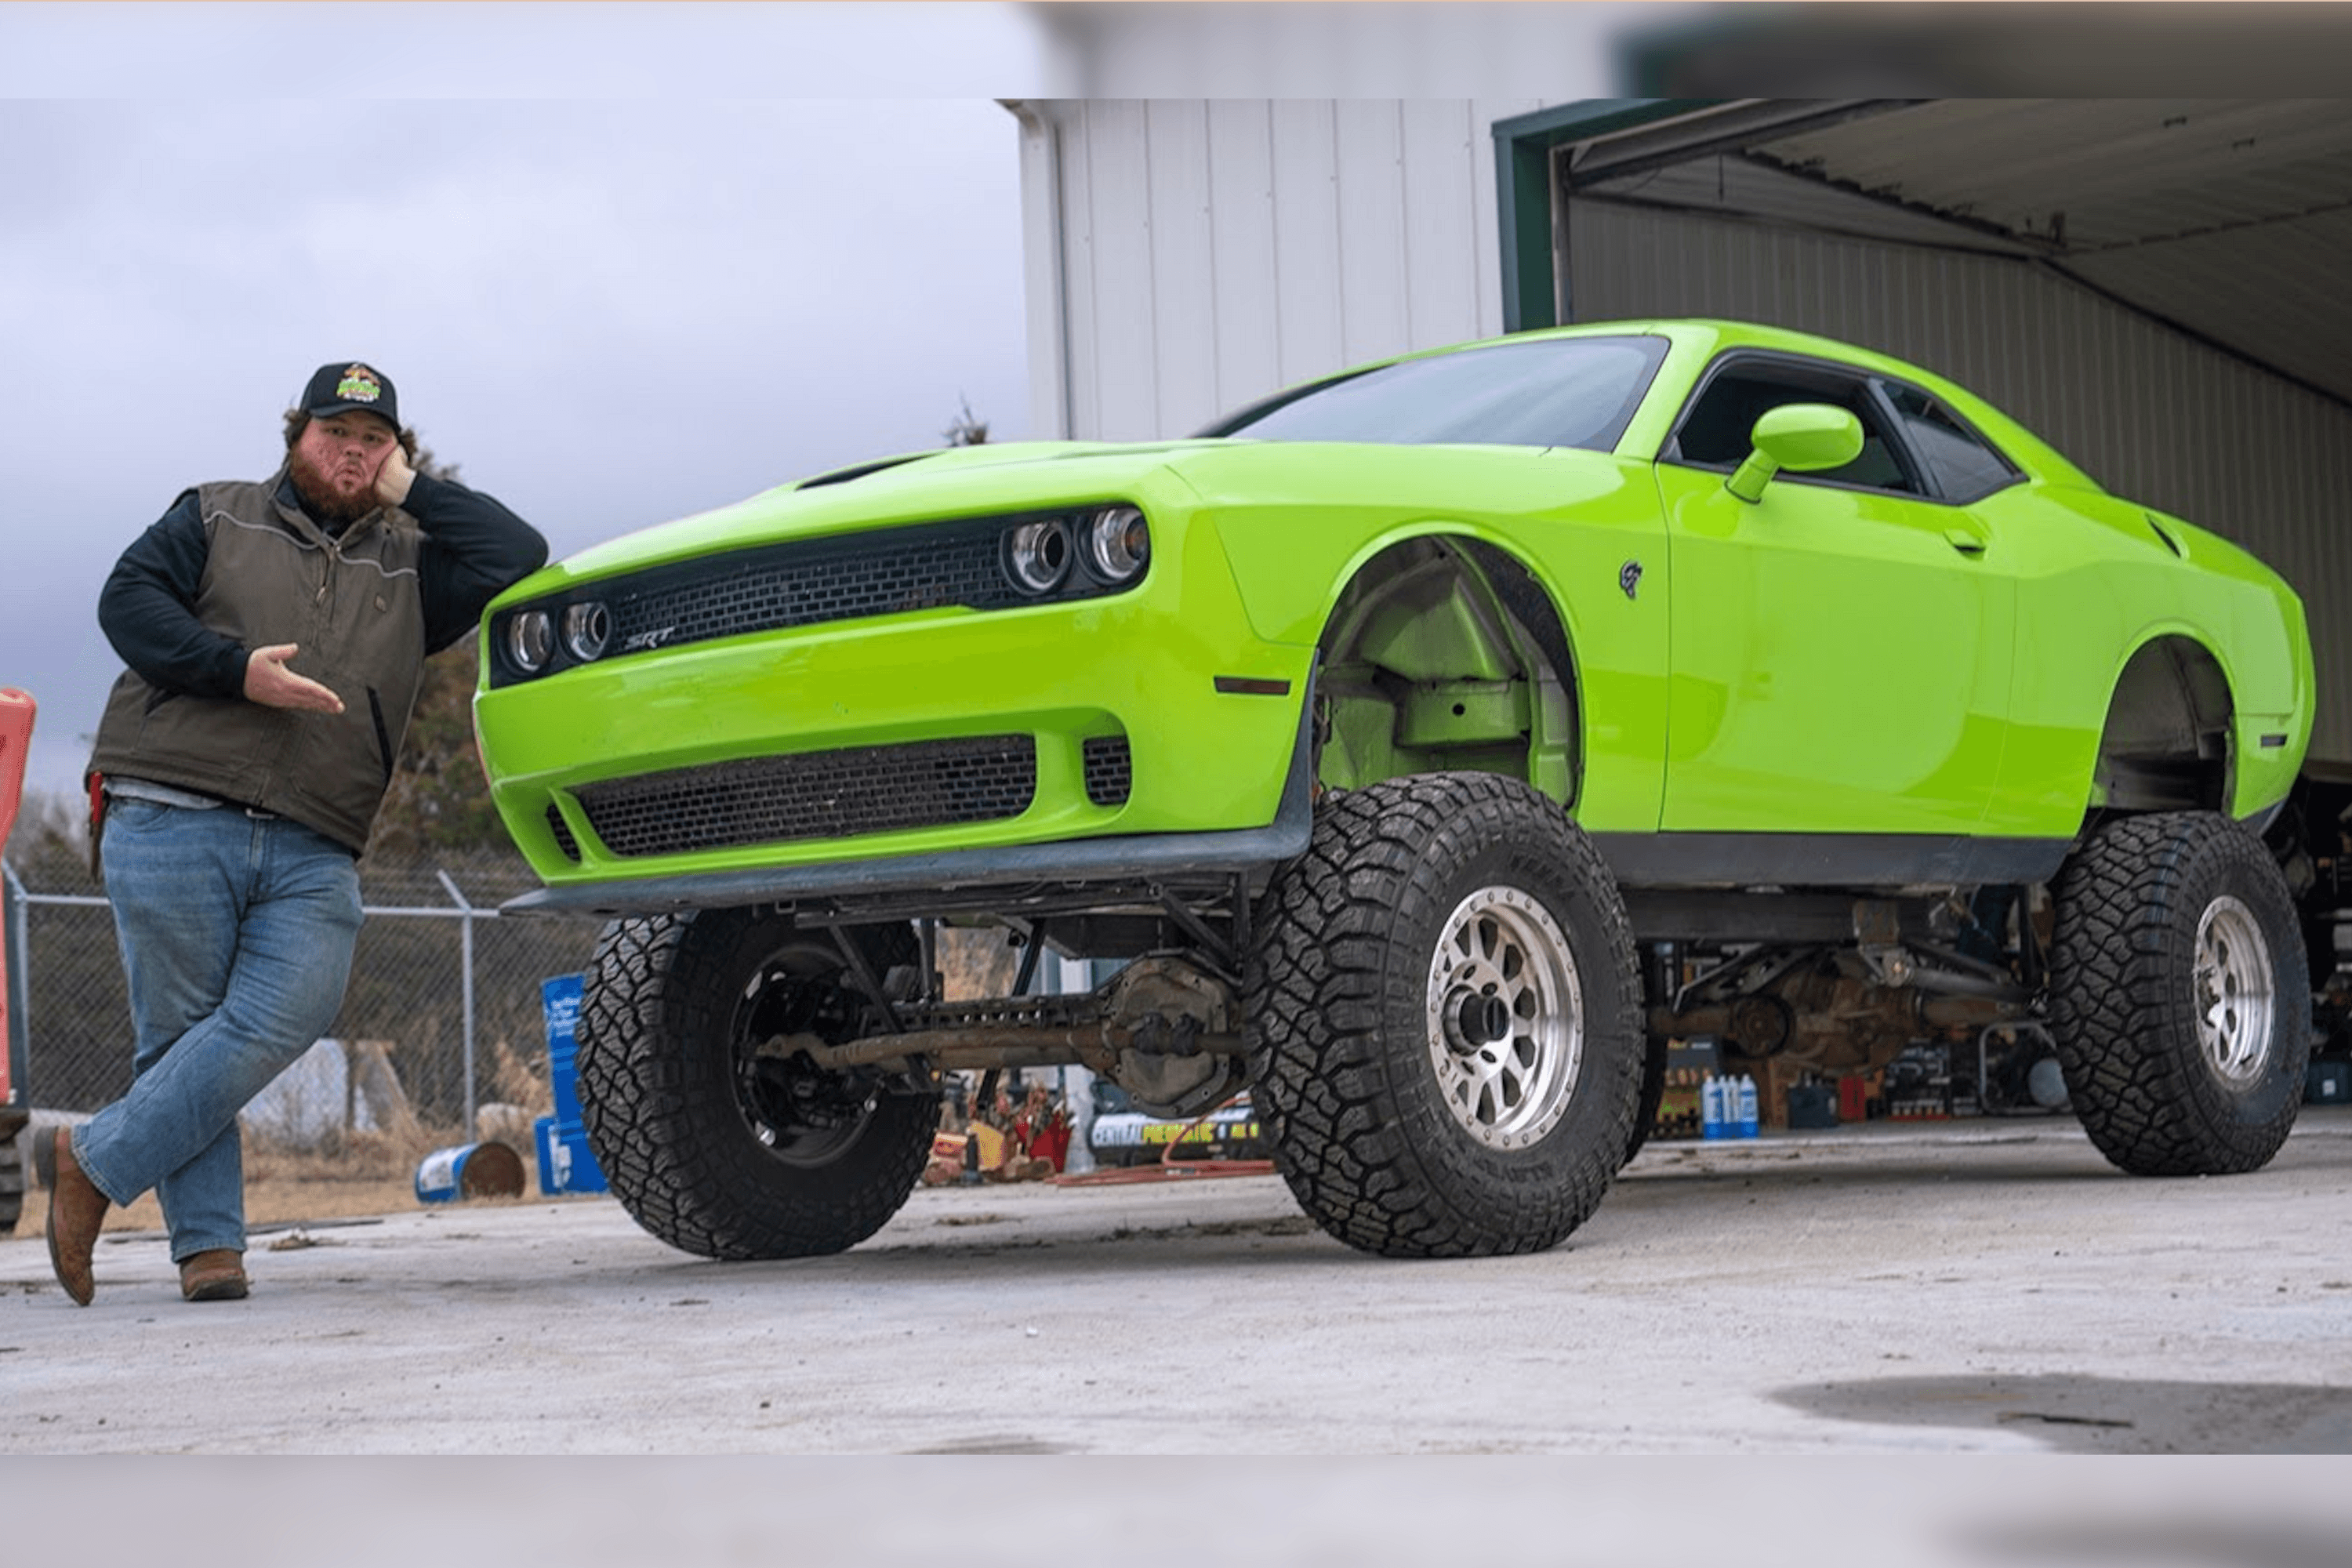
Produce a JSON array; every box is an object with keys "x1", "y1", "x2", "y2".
[{"x1": 1312, "y1": 535, "x2": 1581, "y2": 806}]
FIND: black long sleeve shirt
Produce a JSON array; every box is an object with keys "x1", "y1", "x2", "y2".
[{"x1": 98, "y1": 469, "x2": 548, "y2": 699}]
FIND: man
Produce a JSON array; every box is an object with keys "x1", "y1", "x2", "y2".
[{"x1": 48, "y1": 361, "x2": 546, "y2": 1306}]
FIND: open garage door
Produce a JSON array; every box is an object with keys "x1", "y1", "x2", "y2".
[{"x1": 1497, "y1": 98, "x2": 2352, "y2": 768}]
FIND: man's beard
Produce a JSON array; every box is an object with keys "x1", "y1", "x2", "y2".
[{"x1": 289, "y1": 447, "x2": 379, "y2": 524}]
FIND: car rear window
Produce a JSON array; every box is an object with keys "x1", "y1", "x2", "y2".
[{"x1": 1197, "y1": 334, "x2": 1669, "y2": 452}]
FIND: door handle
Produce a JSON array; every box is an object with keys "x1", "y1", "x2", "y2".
[{"x1": 1944, "y1": 528, "x2": 1987, "y2": 557}]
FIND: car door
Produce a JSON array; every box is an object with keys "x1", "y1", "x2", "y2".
[{"x1": 1653, "y1": 355, "x2": 2018, "y2": 839}]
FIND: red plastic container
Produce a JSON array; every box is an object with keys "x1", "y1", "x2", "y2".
[{"x1": 1, "y1": 688, "x2": 34, "y2": 1108}]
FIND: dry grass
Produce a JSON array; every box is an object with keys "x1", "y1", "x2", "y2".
[{"x1": 15, "y1": 1123, "x2": 549, "y2": 1241}]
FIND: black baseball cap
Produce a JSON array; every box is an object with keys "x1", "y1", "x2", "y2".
[{"x1": 299, "y1": 361, "x2": 400, "y2": 428}]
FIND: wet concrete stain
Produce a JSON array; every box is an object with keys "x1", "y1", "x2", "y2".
[{"x1": 1778, "y1": 1373, "x2": 2352, "y2": 1453}]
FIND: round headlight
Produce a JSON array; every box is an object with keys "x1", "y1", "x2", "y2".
[
  {"x1": 505, "y1": 609, "x2": 554, "y2": 675},
  {"x1": 1004, "y1": 518, "x2": 1072, "y2": 595},
  {"x1": 562, "y1": 601, "x2": 612, "y2": 662},
  {"x1": 1083, "y1": 506, "x2": 1150, "y2": 584}
]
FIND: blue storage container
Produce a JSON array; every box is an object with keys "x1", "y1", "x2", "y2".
[
  {"x1": 535, "y1": 1114, "x2": 608, "y2": 1195},
  {"x1": 543, "y1": 974, "x2": 585, "y2": 1125},
  {"x1": 535, "y1": 974, "x2": 608, "y2": 1195}
]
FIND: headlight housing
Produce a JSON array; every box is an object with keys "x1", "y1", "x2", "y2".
[
  {"x1": 1004, "y1": 518, "x2": 1073, "y2": 596},
  {"x1": 488, "y1": 501, "x2": 1153, "y2": 686},
  {"x1": 503, "y1": 609, "x2": 554, "y2": 676},
  {"x1": 1082, "y1": 506, "x2": 1150, "y2": 585},
  {"x1": 561, "y1": 601, "x2": 612, "y2": 662}
]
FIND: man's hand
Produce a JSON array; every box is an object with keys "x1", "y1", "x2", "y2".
[
  {"x1": 243, "y1": 644, "x2": 345, "y2": 713},
  {"x1": 374, "y1": 441, "x2": 416, "y2": 507}
]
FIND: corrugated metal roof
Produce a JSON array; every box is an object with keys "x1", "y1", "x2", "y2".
[{"x1": 1572, "y1": 99, "x2": 2352, "y2": 405}]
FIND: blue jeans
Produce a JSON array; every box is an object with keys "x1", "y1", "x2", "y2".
[{"x1": 72, "y1": 798, "x2": 363, "y2": 1261}]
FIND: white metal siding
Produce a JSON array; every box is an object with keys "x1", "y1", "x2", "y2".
[
  {"x1": 1024, "y1": 97, "x2": 1552, "y2": 442},
  {"x1": 1569, "y1": 199, "x2": 2352, "y2": 764}
]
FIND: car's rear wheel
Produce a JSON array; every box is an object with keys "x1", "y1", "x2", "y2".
[
  {"x1": 1246, "y1": 772, "x2": 1644, "y2": 1258},
  {"x1": 577, "y1": 909, "x2": 935, "y2": 1259},
  {"x1": 2049, "y1": 811, "x2": 2310, "y2": 1175}
]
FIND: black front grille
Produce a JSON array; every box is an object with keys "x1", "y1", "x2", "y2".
[
  {"x1": 546, "y1": 804, "x2": 582, "y2": 862},
  {"x1": 574, "y1": 735, "x2": 1037, "y2": 858},
  {"x1": 1083, "y1": 735, "x2": 1132, "y2": 807},
  {"x1": 605, "y1": 523, "x2": 1014, "y2": 658},
  {"x1": 489, "y1": 506, "x2": 1150, "y2": 688}
]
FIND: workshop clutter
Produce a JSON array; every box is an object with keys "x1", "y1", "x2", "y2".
[
  {"x1": 1648, "y1": 1025, "x2": 2097, "y2": 1144},
  {"x1": 1701, "y1": 1072, "x2": 1760, "y2": 1140},
  {"x1": 925, "y1": 1072, "x2": 1072, "y2": 1185},
  {"x1": 1085, "y1": 1077, "x2": 1268, "y2": 1167}
]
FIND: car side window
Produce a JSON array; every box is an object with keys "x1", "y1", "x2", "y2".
[
  {"x1": 1669, "y1": 362, "x2": 1922, "y2": 496},
  {"x1": 1882, "y1": 383, "x2": 2020, "y2": 502}
]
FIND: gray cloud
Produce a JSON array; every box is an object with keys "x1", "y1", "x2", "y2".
[{"x1": 1, "y1": 85, "x2": 1030, "y2": 804}]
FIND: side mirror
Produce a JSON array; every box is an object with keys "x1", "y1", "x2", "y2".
[{"x1": 1725, "y1": 403, "x2": 1866, "y2": 503}]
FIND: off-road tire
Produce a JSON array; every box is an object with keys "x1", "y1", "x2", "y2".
[
  {"x1": 1246, "y1": 772, "x2": 1645, "y2": 1258},
  {"x1": 0, "y1": 1123, "x2": 23, "y2": 1235},
  {"x1": 578, "y1": 909, "x2": 933, "y2": 1260},
  {"x1": 2050, "y1": 811, "x2": 2310, "y2": 1176}
]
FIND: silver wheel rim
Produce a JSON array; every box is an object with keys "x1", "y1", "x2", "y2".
[
  {"x1": 2193, "y1": 895, "x2": 2274, "y2": 1086},
  {"x1": 1425, "y1": 884, "x2": 1583, "y2": 1150}
]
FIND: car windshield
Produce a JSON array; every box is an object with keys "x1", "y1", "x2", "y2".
[{"x1": 1197, "y1": 334, "x2": 1669, "y2": 452}]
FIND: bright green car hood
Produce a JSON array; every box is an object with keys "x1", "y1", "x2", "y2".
[{"x1": 502, "y1": 440, "x2": 1232, "y2": 597}]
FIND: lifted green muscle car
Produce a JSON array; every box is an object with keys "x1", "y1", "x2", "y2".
[{"x1": 477, "y1": 320, "x2": 2315, "y2": 1261}]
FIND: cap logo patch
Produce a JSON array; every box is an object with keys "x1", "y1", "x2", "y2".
[{"x1": 336, "y1": 366, "x2": 383, "y2": 404}]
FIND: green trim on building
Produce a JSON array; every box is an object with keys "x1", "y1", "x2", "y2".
[{"x1": 1490, "y1": 99, "x2": 1717, "y2": 332}]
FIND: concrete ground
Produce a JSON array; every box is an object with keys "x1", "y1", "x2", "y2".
[{"x1": 5, "y1": 1109, "x2": 2351, "y2": 1457}]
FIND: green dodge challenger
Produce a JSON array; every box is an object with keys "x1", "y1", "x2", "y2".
[{"x1": 477, "y1": 319, "x2": 2315, "y2": 1261}]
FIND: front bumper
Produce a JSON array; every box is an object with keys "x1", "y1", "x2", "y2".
[
  {"x1": 502, "y1": 707, "x2": 1315, "y2": 917},
  {"x1": 478, "y1": 510, "x2": 1313, "y2": 897}
]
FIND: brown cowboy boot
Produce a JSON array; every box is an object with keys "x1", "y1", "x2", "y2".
[
  {"x1": 46, "y1": 1127, "x2": 110, "y2": 1307},
  {"x1": 179, "y1": 1250, "x2": 250, "y2": 1302}
]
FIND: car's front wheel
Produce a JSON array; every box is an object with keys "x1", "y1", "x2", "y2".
[
  {"x1": 1246, "y1": 772, "x2": 1645, "y2": 1258},
  {"x1": 2049, "y1": 811, "x2": 2310, "y2": 1175},
  {"x1": 577, "y1": 909, "x2": 935, "y2": 1259}
]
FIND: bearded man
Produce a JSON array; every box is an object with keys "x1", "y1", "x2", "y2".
[{"x1": 48, "y1": 361, "x2": 546, "y2": 1306}]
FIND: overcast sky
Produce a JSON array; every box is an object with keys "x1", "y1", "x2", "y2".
[{"x1": 1, "y1": 4, "x2": 1056, "y2": 807}]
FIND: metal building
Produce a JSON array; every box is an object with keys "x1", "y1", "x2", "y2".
[{"x1": 1006, "y1": 96, "x2": 2352, "y2": 768}]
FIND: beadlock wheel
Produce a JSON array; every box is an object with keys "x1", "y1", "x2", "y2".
[
  {"x1": 1247, "y1": 771, "x2": 1644, "y2": 1258},
  {"x1": 1426, "y1": 884, "x2": 1583, "y2": 1152},
  {"x1": 2194, "y1": 894, "x2": 2275, "y2": 1087},
  {"x1": 2050, "y1": 810, "x2": 2309, "y2": 1177}
]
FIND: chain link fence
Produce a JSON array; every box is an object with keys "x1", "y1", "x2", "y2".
[{"x1": 5, "y1": 841, "x2": 607, "y2": 1152}]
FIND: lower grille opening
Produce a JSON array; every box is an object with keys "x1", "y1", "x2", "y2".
[
  {"x1": 1083, "y1": 735, "x2": 1132, "y2": 808},
  {"x1": 546, "y1": 803, "x2": 583, "y2": 862},
  {"x1": 577, "y1": 735, "x2": 1038, "y2": 858}
]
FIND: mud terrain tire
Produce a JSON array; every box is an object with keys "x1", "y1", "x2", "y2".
[
  {"x1": 0, "y1": 1121, "x2": 21, "y2": 1234},
  {"x1": 2050, "y1": 811, "x2": 2310, "y2": 1176},
  {"x1": 578, "y1": 909, "x2": 932, "y2": 1260},
  {"x1": 1246, "y1": 772, "x2": 1644, "y2": 1258}
]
